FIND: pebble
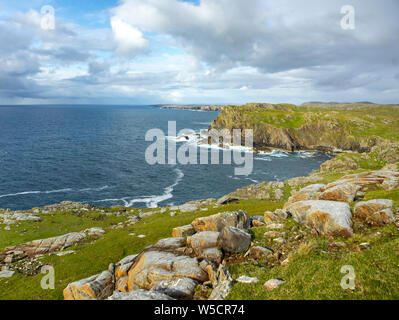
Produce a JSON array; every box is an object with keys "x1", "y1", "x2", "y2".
[
  {"x1": 264, "y1": 279, "x2": 286, "y2": 291},
  {"x1": 236, "y1": 276, "x2": 259, "y2": 284}
]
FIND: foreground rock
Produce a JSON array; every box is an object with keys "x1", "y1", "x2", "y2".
[
  {"x1": 64, "y1": 271, "x2": 114, "y2": 300},
  {"x1": 127, "y1": 251, "x2": 208, "y2": 291},
  {"x1": 108, "y1": 290, "x2": 175, "y2": 300},
  {"x1": 284, "y1": 200, "x2": 353, "y2": 237},
  {"x1": 217, "y1": 227, "x2": 251, "y2": 254},
  {"x1": 354, "y1": 199, "x2": 395, "y2": 226},
  {"x1": 191, "y1": 210, "x2": 250, "y2": 232}
]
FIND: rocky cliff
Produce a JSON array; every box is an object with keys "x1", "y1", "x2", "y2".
[{"x1": 209, "y1": 103, "x2": 399, "y2": 153}]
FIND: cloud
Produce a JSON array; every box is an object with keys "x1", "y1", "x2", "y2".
[
  {"x1": 0, "y1": 1, "x2": 398, "y2": 104},
  {"x1": 111, "y1": 17, "x2": 149, "y2": 56}
]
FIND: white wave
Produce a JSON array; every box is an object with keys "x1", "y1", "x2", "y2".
[
  {"x1": 257, "y1": 150, "x2": 290, "y2": 158},
  {"x1": 93, "y1": 168, "x2": 185, "y2": 209},
  {"x1": 255, "y1": 157, "x2": 272, "y2": 161},
  {"x1": 0, "y1": 185, "x2": 110, "y2": 199}
]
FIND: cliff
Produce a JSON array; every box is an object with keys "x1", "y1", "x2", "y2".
[{"x1": 209, "y1": 103, "x2": 399, "y2": 153}]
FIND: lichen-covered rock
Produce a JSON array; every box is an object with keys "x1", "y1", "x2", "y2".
[
  {"x1": 63, "y1": 270, "x2": 114, "y2": 300},
  {"x1": 284, "y1": 200, "x2": 353, "y2": 237},
  {"x1": 151, "y1": 278, "x2": 198, "y2": 300},
  {"x1": 172, "y1": 225, "x2": 196, "y2": 238},
  {"x1": 1, "y1": 232, "x2": 87, "y2": 258},
  {"x1": 264, "y1": 279, "x2": 286, "y2": 291},
  {"x1": 354, "y1": 199, "x2": 393, "y2": 220},
  {"x1": 108, "y1": 289, "x2": 175, "y2": 300},
  {"x1": 365, "y1": 209, "x2": 395, "y2": 226},
  {"x1": 217, "y1": 227, "x2": 251, "y2": 254},
  {"x1": 127, "y1": 251, "x2": 208, "y2": 291},
  {"x1": 209, "y1": 265, "x2": 233, "y2": 300},
  {"x1": 187, "y1": 231, "x2": 219, "y2": 254},
  {"x1": 191, "y1": 210, "x2": 250, "y2": 232},
  {"x1": 153, "y1": 237, "x2": 187, "y2": 250},
  {"x1": 319, "y1": 183, "x2": 361, "y2": 202}
]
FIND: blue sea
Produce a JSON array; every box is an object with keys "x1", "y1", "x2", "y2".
[{"x1": 0, "y1": 105, "x2": 332, "y2": 210}]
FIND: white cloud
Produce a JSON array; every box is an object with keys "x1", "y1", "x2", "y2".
[{"x1": 111, "y1": 17, "x2": 148, "y2": 56}]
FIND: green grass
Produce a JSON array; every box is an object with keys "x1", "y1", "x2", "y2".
[{"x1": 227, "y1": 222, "x2": 399, "y2": 300}]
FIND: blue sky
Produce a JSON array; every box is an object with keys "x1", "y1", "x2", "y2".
[{"x1": 0, "y1": 0, "x2": 398, "y2": 105}]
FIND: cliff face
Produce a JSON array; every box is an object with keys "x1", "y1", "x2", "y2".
[{"x1": 209, "y1": 103, "x2": 399, "y2": 153}]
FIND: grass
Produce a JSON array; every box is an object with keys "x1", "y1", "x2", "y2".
[{"x1": 226, "y1": 220, "x2": 399, "y2": 300}]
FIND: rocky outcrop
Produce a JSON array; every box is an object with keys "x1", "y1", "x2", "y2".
[
  {"x1": 64, "y1": 270, "x2": 114, "y2": 300},
  {"x1": 191, "y1": 210, "x2": 250, "y2": 232},
  {"x1": 284, "y1": 200, "x2": 353, "y2": 237},
  {"x1": 354, "y1": 199, "x2": 395, "y2": 226},
  {"x1": 0, "y1": 228, "x2": 106, "y2": 271}
]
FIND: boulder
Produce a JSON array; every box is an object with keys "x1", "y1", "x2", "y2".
[
  {"x1": 172, "y1": 225, "x2": 196, "y2": 238},
  {"x1": 63, "y1": 270, "x2": 114, "y2": 300},
  {"x1": 1, "y1": 232, "x2": 87, "y2": 258},
  {"x1": 284, "y1": 200, "x2": 353, "y2": 237},
  {"x1": 187, "y1": 231, "x2": 220, "y2": 254},
  {"x1": 319, "y1": 183, "x2": 361, "y2": 202},
  {"x1": 217, "y1": 227, "x2": 251, "y2": 254},
  {"x1": 151, "y1": 278, "x2": 198, "y2": 300},
  {"x1": 366, "y1": 209, "x2": 395, "y2": 226},
  {"x1": 108, "y1": 289, "x2": 175, "y2": 300},
  {"x1": 115, "y1": 254, "x2": 138, "y2": 280},
  {"x1": 84, "y1": 227, "x2": 106, "y2": 237},
  {"x1": 354, "y1": 199, "x2": 393, "y2": 220},
  {"x1": 191, "y1": 210, "x2": 250, "y2": 232},
  {"x1": 127, "y1": 251, "x2": 208, "y2": 291}
]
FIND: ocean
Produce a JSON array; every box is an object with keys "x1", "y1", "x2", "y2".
[{"x1": 0, "y1": 105, "x2": 332, "y2": 210}]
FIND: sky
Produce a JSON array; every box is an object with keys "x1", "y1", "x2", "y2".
[{"x1": 0, "y1": 0, "x2": 398, "y2": 105}]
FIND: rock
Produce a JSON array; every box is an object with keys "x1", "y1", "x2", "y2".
[
  {"x1": 236, "y1": 276, "x2": 259, "y2": 284},
  {"x1": 0, "y1": 270, "x2": 15, "y2": 278},
  {"x1": 281, "y1": 258, "x2": 289, "y2": 266},
  {"x1": 273, "y1": 238, "x2": 287, "y2": 244},
  {"x1": 217, "y1": 227, "x2": 251, "y2": 254},
  {"x1": 191, "y1": 210, "x2": 250, "y2": 232},
  {"x1": 4, "y1": 226, "x2": 10, "y2": 231},
  {"x1": 264, "y1": 279, "x2": 286, "y2": 291},
  {"x1": 63, "y1": 270, "x2": 114, "y2": 300},
  {"x1": 284, "y1": 200, "x2": 353, "y2": 237},
  {"x1": 108, "y1": 289, "x2": 175, "y2": 300},
  {"x1": 127, "y1": 251, "x2": 208, "y2": 291},
  {"x1": 1, "y1": 232, "x2": 87, "y2": 258},
  {"x1": 56, "y1": 250, "x2": 76, "y2": 257},
  {"x1": 154, "y1": 237, "x2": 187, "y2": 250},
  {"x1": 172, "y1": 225, "x2": 196, "y2": 238},
  {"x1": 263, "y1": 212, "x2": 280, "y2": 224},
  {"x1": 137, "y1": 235, "x2": 146, "y2": 238},
  {"x1": 199, "y1": 248, "x2": 224, "y2": 264},
  {"x1": 251, "y1": 215, "x2": 264, "y2": 222},
  {"x1": 366, "y1": 209, "x2": 395, "y2": 226},
  {"x1": 274, "y1": 189, "x2": 284, "y2": 200},
  {"x1": 319, "y1": 183, "x2": 361, "y2": 203},
  {"x1": 274, "y1": 209, "x2": 289, "y2": 220},
  {"x1": 250, "y1": 246, "x2": 273, "y2": 259},
  {"x1": 115, "y1": 254, "x2": 138, "y2": 280},
  {"x1": 266, "y1": 223, "x2": 285, "y2": 230},
  {"x1": 115, "y1": 276, "x2": 129, "y2": 292},
  {"x1": 356, "y1": 243, "x2": 371, "y2": 251},
  {"x1": 187, "y1": 231, "x2": 220, "y2": 254},
  {"x1": 354, "y1": 199, "x2": 393, "y2": 219},
  {"x1": 209, "y1": 265, "x2": 233, "y2": 300},
  {"x1": 179, "y1": 203, "x2": 199, "y2": 213},
  {"x1": 84, "y1": 228, "x2": 106, "y2": 237},
  {"x1": 151, "y1": 278, "x2": 198, "y2": 300},
  {"x1": 252, "y1": 220, "x2": 265, "y2": 227}
]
